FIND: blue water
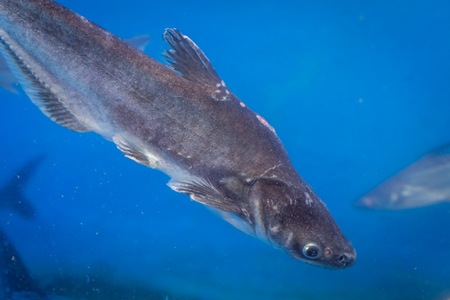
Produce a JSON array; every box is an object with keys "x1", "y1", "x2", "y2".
[{"x1": 1, "y1": 0, "x2": 450, "y2": 299}]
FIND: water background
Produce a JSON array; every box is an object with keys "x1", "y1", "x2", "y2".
[{"x1": 1, "y1": 0, "x2": 450, "y2": 299}]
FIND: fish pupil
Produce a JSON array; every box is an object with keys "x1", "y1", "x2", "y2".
[
  {"x1": 307, "y1": 248, "x2": 318, "y2": 257},
  {"x1": 302, "y1": 244, "x2": 320, "y2": 259}
]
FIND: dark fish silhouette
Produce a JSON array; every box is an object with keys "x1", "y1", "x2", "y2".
[
  {"x1": 357, "y1": 145, "x2": 450, "y2": 210},
  {"x1": 0, "y1": 155, "x2": 45, "y2": 218},
  {"x1": 0, "y1": 0, "x2": 355, "y2": 268},
  {"x1": 0, "y1": 155, "x2": 68, "y2": 299},
  {"x1": 0, "y1": 228, "x2": 54, "y2": 299}
]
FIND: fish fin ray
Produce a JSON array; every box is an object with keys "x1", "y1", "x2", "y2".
[
  {"x1": 113, "y1": 134, "x2": 158, "y2": 168},
  {"x1": 0, "y1": 34, "x2": 89, "y2": 132},
  {"x1": 0, "y1": 54, "x2": 19, "y2": 93},
  {"x1": 168, "y1": 178, "x2": 240, "y2": 213},
  {"x1": 209, "y1": 208, "x2": 255, "y2": 237},
  {"x1": 163, "y1": 28, "x2": 222, "y2": 85}
]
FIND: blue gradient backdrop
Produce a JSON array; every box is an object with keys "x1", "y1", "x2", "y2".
[{"x1": 1, "y1": 0, "x2": 449, "y2": 299}]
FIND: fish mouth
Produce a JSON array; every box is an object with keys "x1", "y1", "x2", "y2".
[
  {"x1": 320, "y1": 250, "x2": 357, "y2": 270},
  {"x1": 321, "y1": 249, "x2": 356, "y2": 270},
  {"x1": 335, "y1": 250, "x2": 357, "y2": 269}
]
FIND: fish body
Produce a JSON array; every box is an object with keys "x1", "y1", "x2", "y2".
[
  {"x1": 357, "y1": 145, "x2": 450, "y2": 210},
  {"x1": 0, "y1": 0, "x2": 355, "y2": 268}
]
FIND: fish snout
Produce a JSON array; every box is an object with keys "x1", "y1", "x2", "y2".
[
  {"x1": 337, "y1": 249, "x2": 357, "y2": 268},
  {"x1": 355, "y1": 195, "x2": 375, "y2": 208}
]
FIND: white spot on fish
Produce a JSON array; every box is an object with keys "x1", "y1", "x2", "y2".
[
  {"x1": 221, "y1": 80, "x2": 226, "y2": 87},
  {"x1": 256, "y1": 114, "x2": 276, "y2": 134},
  {"x1": 285, "y1": 231, "x2": 294, "y2": 247},
  {"x1": 211, "y1": 83, "x2": 230, "y2": 101},
  {"x1": 287, "y1": 194, "x2": 293, "y2": 205},
  {"x1": 305, "y1": 192, "x2": 313, "y2": 206},
  {"x1": 240, "y1": 102, "x2": 246, "y2": 107},
  {"x1": 269, "y1": 225, "x2": 280, "y2": 233}
]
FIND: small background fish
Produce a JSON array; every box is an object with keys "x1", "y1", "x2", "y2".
[
  {"x1": 0, "y1": 0, "x2": 450, "y2": 299},
  {"x1": 357, "y1": 144, "x2": 450, "y2": 210}
]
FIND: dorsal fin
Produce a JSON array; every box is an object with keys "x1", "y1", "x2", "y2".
[
  {"x1": 163, "y1": 28, "x2": 220, "y2": 85},
  {"x1": 163, "y1": 28, "x2": 231, "y2": 101},
  {"x1": 0, "y1": 34, "x2": 90, "y2": 132}
]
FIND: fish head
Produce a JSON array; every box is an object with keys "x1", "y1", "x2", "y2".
[{"x1": 247, "y1": 178, "x2": 356, "y2": 269}]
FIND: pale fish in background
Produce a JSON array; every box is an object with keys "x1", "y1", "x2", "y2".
[{"x1": 356, "y1": 145, "x2": 450, "y2": 210}]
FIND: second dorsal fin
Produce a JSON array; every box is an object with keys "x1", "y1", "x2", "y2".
[{"x1": 163, "y1": 28, "x2": 222, "y2": 86}]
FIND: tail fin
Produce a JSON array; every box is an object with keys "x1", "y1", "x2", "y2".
[{"x1": 0, "y1": 155, "x2": 46, "y2": 219}]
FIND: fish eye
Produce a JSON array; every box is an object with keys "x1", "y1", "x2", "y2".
[{"x1": 302, "y1": 243, "x2": 321, "y2": 259}]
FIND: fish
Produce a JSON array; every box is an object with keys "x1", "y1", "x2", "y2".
[
  {"x1": 0, "y1": 156, "x2": 67, "y2": 299},
  {"x1": 0, "y1": 0, "x2": 355, "y2": 269},
  {"x1": 356, "y1": 144, "x2": 450, "y2": 210},
  {"x1": 0, "y1": 155, "x2": 46, "y2": 219},
  {"x1": 0, "y1": 227, "x2": 54, "y2": 299}
]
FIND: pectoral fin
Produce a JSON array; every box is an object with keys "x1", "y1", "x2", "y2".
[{"x1": 168, "y1": 178, "x2": 240, "y2": 213}]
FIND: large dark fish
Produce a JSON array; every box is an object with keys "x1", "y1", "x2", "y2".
[
  {"x1": 0, "y1": 0, "x2": 355, "y2": 268},
  {"x1": 357, "y1": 145, "x2": 450, "y2": 210}
]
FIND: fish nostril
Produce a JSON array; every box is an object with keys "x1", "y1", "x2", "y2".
[{"x1": 338, "y1": 252, "x2": 357, "y2": 267}]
